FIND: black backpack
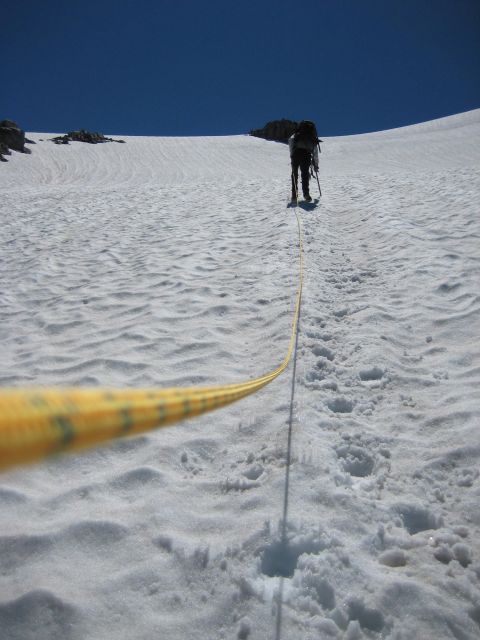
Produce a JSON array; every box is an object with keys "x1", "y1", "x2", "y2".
[{"x1": 293, "y1": 120, "x2": 318, "y2": 152}]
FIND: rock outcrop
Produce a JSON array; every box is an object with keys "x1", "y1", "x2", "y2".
[
  {"x1": 0, "y1": 120, "x2": 34, "y2": 161},
  {"x1": 50, "y1": 130, "x2": 125, "y2": 145},
  {"x1": 0, "y1": 142, "x2": 10, "y2": 162},
  {"x1": 250, "y1": 119, "x2": 298, "y2": 143}
]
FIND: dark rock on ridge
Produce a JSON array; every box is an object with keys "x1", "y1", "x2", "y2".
[
  {"x1": 0, "y1": 120, "x2": 33, "y2": 161},
  {"x1": 250, "y1": 119, "x2": 299, "y2": 143},
  {"x1": 50, "y1": 130, "x2": 125, "y2": 145},
  {"x1": 0, "y1": 142, "x2": 10, "y2": 162}
]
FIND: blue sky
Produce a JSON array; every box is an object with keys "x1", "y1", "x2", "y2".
[{"x1": 4, "y1": 0, "x2": 480, "y2": 136}]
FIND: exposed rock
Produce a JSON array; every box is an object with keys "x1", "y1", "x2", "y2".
[
  {"x1": 0, "y1": 120, "x2": 32, "y2": 161},
  {"x1": 50, "y1": 130, "x2": 125, "y2": 145},
  {"x1": 250, "y1": 119, "x2": 298, "y2": 143},
  {"x1": 0, "y1": 142, "x2": 10, "y2": 162}
]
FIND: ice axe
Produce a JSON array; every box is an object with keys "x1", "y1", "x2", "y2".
[
  {"x1": 314, "y1": 139, "x2": 323, "y2": 197},
  {"x1": 314, "y1": 167, "x2": 322, "y2": 197},
  {"x1": 310, "y1": 139, "x2": 322, "y2": 197}
]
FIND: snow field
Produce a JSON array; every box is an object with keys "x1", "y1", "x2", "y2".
[{"x1": 0, "y1": 111, "x2": 480, "y2": 639}]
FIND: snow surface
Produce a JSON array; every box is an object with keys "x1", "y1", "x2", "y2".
[{"x1": 1, "y1": 110, "x2": 479, "y2": 639}]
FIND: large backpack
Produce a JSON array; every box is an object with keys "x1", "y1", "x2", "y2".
[{"x1": 292, "y1": 120, "x2": 318, "y2": 152}]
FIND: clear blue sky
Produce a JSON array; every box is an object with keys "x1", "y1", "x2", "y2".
[{"x1": 3, "y1": 0, "x2": 480, "y2": 136}]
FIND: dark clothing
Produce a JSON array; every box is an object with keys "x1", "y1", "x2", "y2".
[
  {"x1": 291, "y1": 148, "x2": 312, "y2": 199},
  {"x1": 289, "y1": 126, "x2": 319, "y2": 200}
]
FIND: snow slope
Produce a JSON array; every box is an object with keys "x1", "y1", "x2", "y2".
[{"x1": 0, "y1": 110, "x2": 479, "y2": 639}]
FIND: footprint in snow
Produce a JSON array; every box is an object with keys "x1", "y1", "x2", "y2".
[
  {"x1": 393, "y1": 503, "x2": 443, "y2": 535},
  {"x1": 311, "y1": 345, "x2": 335, "y2": 361},
  {"x1": 335, "y1": 443, "x2": 375, "y2": 478},
  {"x1": 359, "y1": 366, "x2": 384, "y2": 382},
  {"x1": 327, "y1": 397, "x2": 354, "y2": 414},
  {"x1": 334, "y1": 434, "x2": 392, "y2": 482}
]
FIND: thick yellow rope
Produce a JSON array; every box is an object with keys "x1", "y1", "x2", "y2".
[{"x1": 0, "y1": 211, "x2": 303, "y2": 472}]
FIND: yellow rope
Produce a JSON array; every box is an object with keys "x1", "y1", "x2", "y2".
[{"x1": 0, "y1": 211, "x2": 304, "y2": 472}]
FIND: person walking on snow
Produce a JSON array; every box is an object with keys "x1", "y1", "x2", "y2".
[{"x1": 289, "y1": 120, "x2": 319, "y2": 202}]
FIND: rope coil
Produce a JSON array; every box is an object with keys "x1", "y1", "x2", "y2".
[{"x1": 0, "y1": 211, "x2": 304, "y2": 472}]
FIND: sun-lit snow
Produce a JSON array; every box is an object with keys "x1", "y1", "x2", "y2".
[{"x1": 1, "y1": 111, "x2": 479, "y2": 639}]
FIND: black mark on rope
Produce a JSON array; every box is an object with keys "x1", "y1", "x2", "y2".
[
  {"x1": 119, "y1": 408, "x2": 134, "y2": 434},
  {"x1": 52, "y1": 416, "x2": 75, "y2": 447}
]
